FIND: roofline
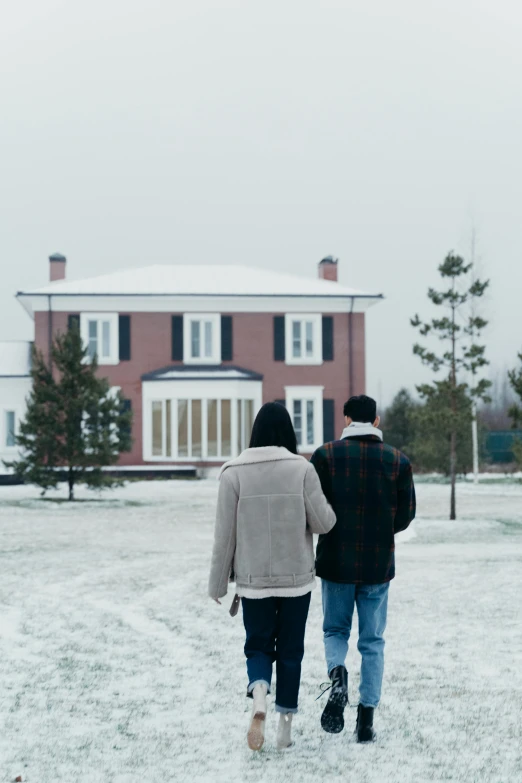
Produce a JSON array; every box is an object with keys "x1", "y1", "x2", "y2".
[
  {"x1": 17, "y1": 291, "x2": 384, "y2": 300},
  {"x1": 141, "y1": 364, "x2": 264, "y2": 382}
]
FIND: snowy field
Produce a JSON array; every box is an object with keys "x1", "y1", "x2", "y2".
[{"x1": 0, "y1": 479, "x2": 521, "y2": 783}]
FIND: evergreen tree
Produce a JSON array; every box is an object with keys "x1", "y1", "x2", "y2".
[
  {"x1": 508, "y1": 352, "x2": 522, "y2": 467},
  {"x1": 411, "y1": 252, "x2": 491, "y2": 519},
  {"x1": 508, "y1": 352, "x2": 522, "y2": 429},
  {"x1": 4, "y1": 328, "x2": 132, "y2": 500},
  {"x1": 382, "y1": 388, "x2": 418, "y2": 458},
  {"x1": 411, "y1": 385, "x2": 473, "y2": 475}
]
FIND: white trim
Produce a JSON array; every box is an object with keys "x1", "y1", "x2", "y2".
[
  {"x1": 183, "y1": 313, "x2": 221, "y2": 364},
  {"x1": 285, "y1": 386, "x2": 324, "y2": 452},
  {"x1": 20, "y1": 294, "x2": 381, "y2": 316},
  {"x1": 80, "y1": 312, "x2": 119, "y2": 365},
  {"x1": 284, "y1": 314, "x2": 322, "y2": 365}
]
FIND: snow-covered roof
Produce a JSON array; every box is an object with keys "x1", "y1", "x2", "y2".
[
  {"x1": 18, "y1": 264, "x2": 382, "y2": 299},
  {"x1": 0, "y1": 341, "x2": 32, "y2": 377},
  {"x1": 142, "y1": 365, "x2": 263, "y2": 382}
]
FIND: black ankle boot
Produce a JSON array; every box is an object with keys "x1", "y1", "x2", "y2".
[
  {"x1": 356, "y1": 704, "x2": 376, "y2": 743},
  {"x1": 321, "y1": 666, "x2": 348, "y2": 734}
]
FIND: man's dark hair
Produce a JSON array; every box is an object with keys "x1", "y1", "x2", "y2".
[
  {"x1": 249, "y1": 402, "x2": 298, "y2": 454},
  {"x1": 343, "y1": 395, "x2": 377, "y2": 423}
]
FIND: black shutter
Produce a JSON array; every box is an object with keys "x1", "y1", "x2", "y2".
[
  {"x1": 221, "y1": 315, "x2": 233, "y2": 361},
  {"x1": 119, "y1": 399, "x2": 132, "y2": 442},
  {"x1": 322, "y1": 316, "x2": 334, "y2": 361},
  {"x1": 275, "y1": 399, "x2": 286, "y2": 407},
  {"x1": 274, "y1": 316, "x2": 285, "y2": 361},
  {"x1": 68, "y1": 314, "x2": 80, "y2": 331},
  {"x1": 119, "y1": 315, "x2": 131, "y2": 361},
  {"x1": 323, "y1": 399, "x2": 335, "y2": 443},
  {"x1": 172, "y1": 315, "x2": 184, "y2": 361}
]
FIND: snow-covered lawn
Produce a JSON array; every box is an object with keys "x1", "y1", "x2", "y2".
[{"x1": 0, "y1": 479, "x2": 521, "y2": 783}]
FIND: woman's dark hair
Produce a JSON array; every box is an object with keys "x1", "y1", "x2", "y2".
[{"x1": 249, "y1": 402, "x2": 298, "y2": 454}]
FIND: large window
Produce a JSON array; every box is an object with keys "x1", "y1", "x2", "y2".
[
  {"x1": 292, "y1": 400, "x2": 315, "y2": 448},
  {"x1": 148, "y1": 397, "x2": 251, "y2": 460},
  {"x1": 285, "y1": 386, "x2": 324, "y2": 451},
  {"x1": 4, "y1": 410, "x2": 16, "y2": 448},
  {"x1": 207, "y1": 399, "x2": 232, "y2": 458},
  {"x1": 183, "y1": 314, "x2": 221, "y2": 364},
  {"x1": 80, "y1": 313, "x2": 119, "y2": 364},
  {"x1": 237, "y1": 399, "x2": 254, "y2": 454},
  {"x1": 285, "y1": 314, "x2": 322, "y2": 365}
]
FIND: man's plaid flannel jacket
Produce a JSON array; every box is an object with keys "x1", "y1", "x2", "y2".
[{"x1": 311, "y1": 434, "x2": 416, "y2": 584}]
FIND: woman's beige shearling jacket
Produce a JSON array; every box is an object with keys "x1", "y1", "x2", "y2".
[{"x1": 208, "y1": 446, "x2": 337, "y2": 600}]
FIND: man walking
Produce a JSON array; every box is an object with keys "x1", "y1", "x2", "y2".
[{"x1": 311, "y1": 395, "x2": 416, "y2": 742}]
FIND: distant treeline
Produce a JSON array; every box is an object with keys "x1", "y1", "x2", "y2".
[{"x1": 381, "y1": 385, "x2": 522, "y2": 473}]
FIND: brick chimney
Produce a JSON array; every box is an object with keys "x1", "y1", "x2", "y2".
[
  {"x1": 318, "y1": 255, "x2": 338, "y2": 282},
  {"x1": 49, "y1": 252, "x2": 66, "y2": 282}
]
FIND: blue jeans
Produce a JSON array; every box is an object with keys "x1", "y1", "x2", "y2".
[
  {"x1": 242, "y1": 593, "x2": 311, "y2": 714},
  {"x1": 322, "y1": 579, "x2": 389, "y2": 708}
]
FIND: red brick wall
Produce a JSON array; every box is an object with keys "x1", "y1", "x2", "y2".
[{"x1": 34, "y1": 310, "x2": 366, "y2": 465}]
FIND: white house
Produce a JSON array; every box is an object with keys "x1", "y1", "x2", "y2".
[{"x1": 0, "y1": 342, "x2": 32, "y2": 468}]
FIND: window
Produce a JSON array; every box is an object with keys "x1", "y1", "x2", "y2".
[
  {"x1": 191, "y1": 321, "x2": 213, "y2": 359},
  {"x1": 5, "y1": 411, "x2": 16, "y2": 448},
  {"x1": 183, "y1": 314, "x2": 221, "y2": 364},
  {"x1": 151, "y1": 400, "x2": 173, "y2": 457},
  {"x1": 206, "y1": 399, "x2": 232, "y2": 458},
  {"x1": 237, "y1": 399, "x2": 254, "y2": 454},
  {"x1": 292, "y1": 400, "x2": 314, "y2": 447},
  {"x1": 285, "y1": 386, "x2": 324, "y2": 450},
  {"x1": 292, "y1": 320, "x2": 314, "y2": 359},
  {"x1": 147, "y1": 397, "x2": 255, "y2": 460},
  {"x1": 284, "y1": 314, "x2": 322, "y2": 365},
  {"x1": 80, "y1": 313, "x2": 119, "y2": 364},
  {"x1": 221, "y1": 400, "x2": 232, "y2": 457},
  {"x1": 178, "y1": 400, "x2": 189, "y2": 457}
]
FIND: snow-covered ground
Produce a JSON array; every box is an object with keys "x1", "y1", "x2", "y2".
[{"x1": 0, "y1": 479, "x2": 521, "y2": 783}]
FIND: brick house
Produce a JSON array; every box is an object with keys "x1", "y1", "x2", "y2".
[{"x1": 16, "y1": 255, "x2": 382, "y2": 468}]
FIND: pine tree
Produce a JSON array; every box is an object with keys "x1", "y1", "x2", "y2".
[
  {"x1": 508, "y1": 353, "x2": 522, "y2": 467},
  {"x1": 4, "y1": 328, "x2": 132, "y2": 500},
  {"x1": 411, "y1": 252, "x2": 491, "y2": 519},
  {"x1": 410, "y1": 385, "x2": 474, "y2": 475},
  {"x1": 382, "y1": 388, "x2": 418, "y2": 458},
  {"x1": 508, "y1": 353, "x2": 522, "y2": 429}
]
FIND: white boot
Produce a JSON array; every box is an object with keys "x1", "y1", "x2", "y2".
[
  {"x1": 247, "y1": 683, "x2": 268, "y2": 751},
  {"x1": 277, "y1": 713, "x2": 293, "y2": 750}
]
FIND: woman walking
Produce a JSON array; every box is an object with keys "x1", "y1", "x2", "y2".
[{"x1": 209, "y1": 402, "x2": 336, "y2": 751}]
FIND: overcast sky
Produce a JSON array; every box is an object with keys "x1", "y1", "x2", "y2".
[{"x1": 2, "y1": 0, "x2": 521, "y2": 405}]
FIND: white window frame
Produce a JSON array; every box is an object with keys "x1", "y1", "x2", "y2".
[
  {"x1": 285, "y1": 386, "x2": 324, "y2": 452},
  {"x1": 142, "y1": 378, "x2": 263, "y2": 462},
  {"x1": 183, "y1": 314, "x2": 221, "y2": 365},
  {"x1": 2, "y1": 407, "x2": 19, "y2": 451},
  {"x1": 284, "y1": 314, "x2": 322, "y2": 365},
  {"x1": 80, "y1": 313, "x2": 119, "y2": 365}
]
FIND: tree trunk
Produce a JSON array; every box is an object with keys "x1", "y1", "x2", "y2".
[
  {"x1": 450, "y1": 298, "x2": 457, "y2": 521},
  {"x1": 472, "y1": 401, "x2": 479, "y2": 484},
  {"x1": 68, "y1": 467, "x2": 74, "y2": 502},
  {"x1": 450, "y1": 429, "x2": 457, "y2": 520}
]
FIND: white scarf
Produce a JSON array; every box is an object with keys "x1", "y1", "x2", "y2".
[{"x1": 341, "y1": 421, "x2": 383, "y2": 441}]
